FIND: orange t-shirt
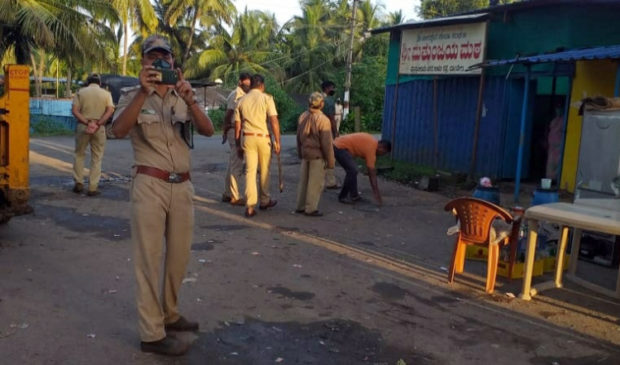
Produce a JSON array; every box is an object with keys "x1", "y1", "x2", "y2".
[{"x1": 333, "y1": 133, "x2": 378, "y2": 168}]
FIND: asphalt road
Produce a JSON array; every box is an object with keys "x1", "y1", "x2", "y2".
[{"x1": 0, "y1": 134, "x2": 618, "y2": 364}]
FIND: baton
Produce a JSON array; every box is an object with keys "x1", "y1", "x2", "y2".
[{"x1": 277, "y1": 153, "x2": 283, "y2": 192}]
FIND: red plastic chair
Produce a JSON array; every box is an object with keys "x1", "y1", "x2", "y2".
[{"x1": 444, "y1": 197, "x2": 518, "y2": 293}]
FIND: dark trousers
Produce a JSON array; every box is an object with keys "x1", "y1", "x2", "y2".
[{"x1": 333, "y1": 147, "x2": 359, "y2": 200}]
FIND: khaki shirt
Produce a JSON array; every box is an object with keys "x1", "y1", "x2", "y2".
[
  {"x1": 234, "y1": 89, "x2": 277, "y2": 135},
  {"x1": 72, "y1": 84, "x2": 114, "y2": 120},
  {"x1": 296, "y1": 109, "x2": 335, "y2": 169},
  {"x1": 223, "y1": 86, "x2": 246, "y2": 130},
  {"x1": 227, "y1": 86, "x2": 246, "y2": 110},
  {"x1": 113, "y1": 86, "x2": 197, "y2": 173}
]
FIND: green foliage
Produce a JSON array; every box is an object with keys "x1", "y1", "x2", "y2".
[
  {"x1": 264, "y1": 76, "x2": 304, "y2": 133},
  {"x1": 207, "y1": 105, "x2": 226, "y2": 131},
  {"x1": 30, "y1": 118, "x2": 72, "y2": 137},
  {"x1": 375, "y1": 156, "x2": 436, "y2": 186},
  {"x1": 418, "y1": 0, "x2": 518, "y2": 19}
]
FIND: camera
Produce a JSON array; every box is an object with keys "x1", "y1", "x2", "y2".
[{"x1": 152, "y1": 58, "x2": 178, "y2": 85}]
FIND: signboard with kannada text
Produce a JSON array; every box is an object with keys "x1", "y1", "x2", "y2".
[{"x1": 399, "y1": 22, "x2": 487, "y2": 75}]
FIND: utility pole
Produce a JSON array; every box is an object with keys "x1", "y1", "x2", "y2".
[{"x1": 343, "y1": 0, "x2": 358, "y2": 121}]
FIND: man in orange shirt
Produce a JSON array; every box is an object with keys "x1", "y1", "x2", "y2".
[{"x1": 333, "y1": 133, "x2": 391, "y2": 206}]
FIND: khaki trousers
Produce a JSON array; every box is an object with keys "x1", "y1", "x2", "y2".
[
  {"x1": 224, "y1": 129, "x2": 244, "y2": 200},
  {"x1": 296, "y1": 159, "x2": 326, "y2": 213},
  {"x1": 131, "y1": 173, "x2": 195, "y2": 342},
  {"x1": 73, "y1": 124, "x2": 106, "y2": 191},
  {"x1": 243, "y1": 135, "x2": 272, "y2": 207}
]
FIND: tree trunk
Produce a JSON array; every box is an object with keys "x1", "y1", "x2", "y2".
[
  {"x1": 122, "y1": 21, "x2": 128, "y2": 76},
  {"x1": 38, "y1": 52, "x2": 45, "y2": 97},
  {"x1": 65, "y1": 69, "x2": 72, "y2": 98},
  {"x1": 29, "y1": 53, "x2": 42, "y2": 97},
  {"x1": 183, "y1": 8, "x2": 200, "y2": 66}
]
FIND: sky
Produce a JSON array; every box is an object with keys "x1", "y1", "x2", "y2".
[{"x1": 233, "y1": 0, "x2": 421, "y2": 26}]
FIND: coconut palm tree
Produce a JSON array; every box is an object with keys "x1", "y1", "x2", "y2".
[
  {"x1": 385, "y1": 10, "x2": 405, "y2": 25},
  {"x1": 184, "y1": 9, "x2": 280, "y2": 85},
  {"x1": 0, "y1": 0, "x2": 114, "y2": 64},
  {"x1": 111, "y1": 0, "x2": 158, "y2": 75},
  {"x1": 165, "y1": 0, "x2": 236, "y2": 65}
]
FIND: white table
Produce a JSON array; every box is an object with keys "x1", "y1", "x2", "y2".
[{"x1": 520, "y1": 202, "x2": 620, "y2": 300}]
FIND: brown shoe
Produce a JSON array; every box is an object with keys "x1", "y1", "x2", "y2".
[
  {"x1": 165, "y1": 316, "x2": 199, "y2": 332},
  {"x1": 259, "y1": 200, "x2": 277, "y2": 210},
  {"x1": 245, "y1": 208, "x2": 257, "y2": 218},
  {"x1": 86, "y1": 190, "x2": 100, "y2": 197},
  {"x1": 72, "y1": 183, "x2": 83, "y2": 194},
  {"x1": 140, "y1": 335, "x2": 189, "y2": 356},
  {"x1": 230, "y1": 198, "x2": 246, "y2": 206}
]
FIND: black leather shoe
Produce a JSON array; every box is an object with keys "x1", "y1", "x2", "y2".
[
  {"x1": 245, "y1": 208, "x2": 257, "y2": 217},
  {"x1": 72, "y1": 183, "x2": 83, "y2": 194},
  {"x1": 304, "y1": 210, "x2": 323, "y2": 217},
  {"x1": 165, "y1": 316, "x2": 199, "y2": 332},
  {"x1": 259, "y1": 200, "x2": 277, "y2": 210},
  {"x1": 86, "y1": 190, "x2": 100, "y2": 197},
  {"x1": 221, "y1": 195, "x2": 232, "y2": 203},
  {"x1": 140, "y1": 335, "x2": 189, "y2": 356}
]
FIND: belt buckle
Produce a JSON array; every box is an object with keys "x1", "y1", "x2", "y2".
[{"x1": 168, "y1": 172, "x2": 181, "y2": 183}]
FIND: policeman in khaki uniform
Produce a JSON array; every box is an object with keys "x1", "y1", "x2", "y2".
[
  {"x1": 71, "y1": 73, "x2": 114, "y2": 196},
  {"x1": 234, "y1": 74, "x2": 281, "y2": 217},
  {"x1": 111, "y1": 35, "x2": 214, "y2": 356},
  {"x1": 221, "y1": 73, "x2": 251, "y2": 205}
]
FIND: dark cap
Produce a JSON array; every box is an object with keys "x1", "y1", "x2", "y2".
[
  {"x1": 142, "y1": 35, "x2": 173, "y2": 55},
  {"x1": 87, "y1": 73, "x2": 101, "y2": 84}
]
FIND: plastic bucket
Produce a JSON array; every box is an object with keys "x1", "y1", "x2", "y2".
[
  {"x1": 531, "y1": 188, "x2": 559, "y2": 206},
  {"x1": 473, "y1": 186, "x2": 500, "y2": 205}
]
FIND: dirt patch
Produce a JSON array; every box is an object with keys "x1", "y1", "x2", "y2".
[
  {"x1": 185, "y1": 318, "x2": 435, "y2": 364},
  {"x1": 267, "y1": 286, "x2": 315, "y2": 301}
]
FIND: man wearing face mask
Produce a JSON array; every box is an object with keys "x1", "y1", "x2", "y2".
[
  {"x1": 221, "y1": 73, "x2": 251, "y2": 205},
  {"x1": 111, "y1": 35, "x2": 215, "y2": 356},
  {"x1": 321, "y1": 81, "x2": 340, "y2": 190}
]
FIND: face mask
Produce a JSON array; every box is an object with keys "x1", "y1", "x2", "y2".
[{"x1": 328, "y1": 90, "x2": 335, "y2": 96}]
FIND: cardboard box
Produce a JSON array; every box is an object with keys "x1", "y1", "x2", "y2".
[
  {"x1": 466, "y1": 245, "x2": 488, "y2": 261},
  {"x1": 497, "y1": 259, "x2": 544, "y2": 278}
]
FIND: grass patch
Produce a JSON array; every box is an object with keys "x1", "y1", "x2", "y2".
[
  {"x1": 374, "y1": 156, "x2": 469, "y2": 189},
  {"x1": 31, "y1": 118, "x2": 72, "y2": 137}
]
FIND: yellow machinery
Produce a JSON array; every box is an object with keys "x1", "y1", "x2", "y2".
[{"x1": 0, "y1": 64, "x2": 31, "y2": 223}]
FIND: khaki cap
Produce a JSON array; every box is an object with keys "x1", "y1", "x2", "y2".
[{"x1": 309, "y1": 92, "x2": 324, "y2": 108}]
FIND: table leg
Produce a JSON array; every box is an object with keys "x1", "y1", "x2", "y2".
[
  {"x1": 520, "y1": 219, "x2": 538, "y2": 300},
  {"x1": 568, "y1": 228, "x2": 582, "y2": 275},
  {"x1": 554, "y1": 226, "x2": 569, "y2": 288}
]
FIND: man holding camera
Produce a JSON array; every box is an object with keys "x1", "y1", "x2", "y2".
[
  {"x1": 111, "y1": 35, "x2": 215, "y2": 356},
  {"x1": 71, "y1": 73, "x2": 114, "y2": 196}
]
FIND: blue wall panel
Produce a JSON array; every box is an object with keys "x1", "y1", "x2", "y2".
[{"x1": 383, "y1": 76, "x2": 529, "y2": 179}]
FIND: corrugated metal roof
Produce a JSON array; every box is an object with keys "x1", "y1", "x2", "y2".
[
  {"x1": 484, "y1": 45, "x2": 620, "y2": 66},
  {"x1": 370, "y1": 13, "x2": 488, "y2": 35}
]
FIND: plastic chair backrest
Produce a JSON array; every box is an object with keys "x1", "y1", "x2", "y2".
[{"x1": 444, "y1": 197, "x2": 513, "y2": 244}]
